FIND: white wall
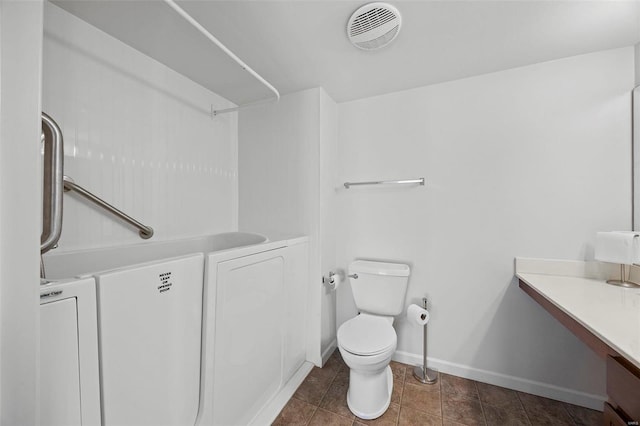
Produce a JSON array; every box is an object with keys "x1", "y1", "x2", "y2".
[
  {"x1": 42, "y1": 3, "x2": 238, "y2": 252},
  {"x1": 319, "y1": 89, "x2": 339, "y2": 360},
  {"x1": 239, "y1": 88, "x2": 321, "y2": 364},
  {"x1": 238, "y1": 87, "x2": 338, "y2": 365},
  {"x1": 0, "y1": 0, "x2": 44, "y2": 423},
  {"x1": 634, "y1": 85, "x2": 639, "y2": 232},
  {"x1": 239, "y1": 89, "x2": 319, "y2": 238},
  {"x1": 632, "y1": 43, "x2": 639, "y2": 230},
  {"x1": 336, "y1": 47, "x2": 633, "y2": 408},
  {"x1": 635, "y1": 43, "x2": 640, "y2": 85}
]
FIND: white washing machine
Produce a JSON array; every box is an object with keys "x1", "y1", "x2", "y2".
[
  {"x1": 94, "y1": 253, "x2": 204, "y2": 426},
  {"x1": 39, "y1": 277, "x2": 101, "y2": 426},
  {"x1": 40, "y1": 253, "x2": 205, "y2": 426}
]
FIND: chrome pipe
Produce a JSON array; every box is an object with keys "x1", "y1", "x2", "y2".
[
  {"x1": 63, "y1": 176, "x2": 153, "y2": 239},
  {"x1": 40, "y1": 113, "x2": 64, "y2": 254},
  {"x1": 344, "y1": 178, "x2": 425, "y2": 189}
]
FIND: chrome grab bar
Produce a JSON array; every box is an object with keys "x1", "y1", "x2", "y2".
[
  {"x1": 63, "y1": 176, "x2": 154, "y2": 239},
  {"x1": 41, "y1": 113, "x2": 64, "y2": 254}
]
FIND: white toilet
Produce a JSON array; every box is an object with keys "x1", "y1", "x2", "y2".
[{"x1": 337, "y1": 260, "x2": 410, "y2": 420}]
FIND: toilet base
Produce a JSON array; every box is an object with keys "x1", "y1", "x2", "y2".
[{"x1": 346, "y1": 365, "x2": 393, "y2": 420}]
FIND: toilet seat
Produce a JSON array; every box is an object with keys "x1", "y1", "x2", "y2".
[{"x1": 338, "y1": 315, "x2": 396, "y2": 356}]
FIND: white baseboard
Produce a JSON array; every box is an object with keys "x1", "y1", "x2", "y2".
[
  {"x1": 393, "y1": 350, "x2": 606, "y2": 411},
  {"x1": 249, "y1": 361, "x2": 314, "y2": 426},
  {"x1": 321, "y1": 339, "x2": 337, "y2": 366}
]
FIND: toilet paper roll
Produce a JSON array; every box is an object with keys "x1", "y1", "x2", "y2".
[
  {"x1": 407, "y1": 304, "x2": 430, "y2": 326},
  {"x1": 329, "y1": 273, "x2": 342, "y2": 291}
]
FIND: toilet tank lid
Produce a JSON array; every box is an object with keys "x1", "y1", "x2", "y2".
[{"x1": 349, "y1": 260, "x2": 410, "y2": 277}]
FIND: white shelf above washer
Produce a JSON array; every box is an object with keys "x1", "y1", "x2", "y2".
[{"x1": 51, "y1": 0, "x2": 279, "y2": 112}]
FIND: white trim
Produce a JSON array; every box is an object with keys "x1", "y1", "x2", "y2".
[
  {"x1": 321, "y1": 339, "x2": 338, "y2": 366},
  {"x1": 0, "y1": 1, "x2": 44, "y2": 423},
  {"x1": 249, "y1": 361, "x2": 314, "y2": 426},
  {"x1": 392, "y1": 350, "x2": 606, "y2": 411}
]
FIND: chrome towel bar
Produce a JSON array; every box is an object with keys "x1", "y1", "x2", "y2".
[
  {"x1": 63, "y1": 176, "x2": 154, "y2": 239},
  {"x1": 343, "y1": 178, "x2": 425, "y2": 189}
]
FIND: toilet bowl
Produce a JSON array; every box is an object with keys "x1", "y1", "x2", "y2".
[
  {"x1": 338, "y1": 260, "x2": 410, "y2": 420},
  {"x1": 337, "y1": 313, "x2": 397, "y2": 419}
]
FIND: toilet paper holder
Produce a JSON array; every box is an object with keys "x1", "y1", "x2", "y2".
[
  {"x1": 322, "y1": 271, "x2": 357, "y2": 285},
  {"x1": 413, "y1": 297, "x2": 438, "y2": 385},
  {"x1": 322, "y1": 271, "x2": 337, "y2": 285}
]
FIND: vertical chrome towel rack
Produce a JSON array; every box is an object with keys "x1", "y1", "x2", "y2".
[
  {"x1": 343, "y1": 178, "x2": 425, "y2": 189},
  {"x1": 41, "y1": 113, "x2": 65, "y2": 254}
]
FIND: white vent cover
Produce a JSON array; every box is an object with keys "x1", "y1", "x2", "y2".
[{"x1": 347, "y1": 2, "x2": 402, "y2": 51}]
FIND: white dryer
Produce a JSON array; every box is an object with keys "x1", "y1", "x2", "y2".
[{"x1": 40, "y1": 277, "x2": 101, "y2": 426}]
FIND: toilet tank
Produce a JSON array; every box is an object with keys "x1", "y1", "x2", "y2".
[{"x1": 349, "y1": 260, "x2": 410, "y2": 316}]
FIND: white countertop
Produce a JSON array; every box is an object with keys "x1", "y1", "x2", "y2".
[{"x1": 515, "y1": 258, "x2": 640, "y2": 370}]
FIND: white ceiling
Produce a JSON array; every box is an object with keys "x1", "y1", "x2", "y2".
[{"x1": 53, "y1": 0, "x2": 640, "y2": 104}]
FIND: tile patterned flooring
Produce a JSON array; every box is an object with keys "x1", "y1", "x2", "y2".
[{"x1": 273, "y1": 350, "x2": 602, "y2": 426}]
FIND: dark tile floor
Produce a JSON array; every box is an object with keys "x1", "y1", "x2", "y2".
[{"x1": 273, "y1": 350, "x2": 602, "y2": 426}]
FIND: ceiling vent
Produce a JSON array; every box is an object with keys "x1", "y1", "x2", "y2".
[{"x1": 347, "y1": 2, "x2": 402, "y2": 51}]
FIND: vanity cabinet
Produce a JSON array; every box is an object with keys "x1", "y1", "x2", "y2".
[
  {"x1": 518, "y1": 277, "x2": 640, "y2": 425},
  {"x1": 606, "y1": 356, "x2": 640, "y2": 425},
  {"x1": 604, "y1": 403, "x2": 629, "y2": 426}
]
